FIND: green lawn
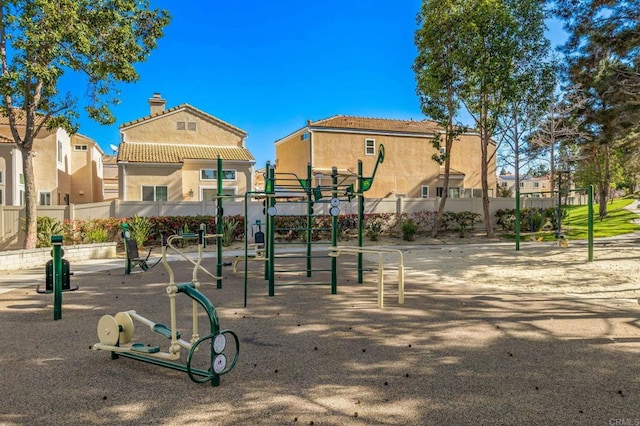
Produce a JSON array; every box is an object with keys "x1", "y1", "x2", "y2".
[{"x1": 513, "y1": 199, "x2": 640, "y2": 241}]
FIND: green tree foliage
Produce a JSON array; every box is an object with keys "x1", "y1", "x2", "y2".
[
  {"x1": 415, "y1": 0, "x2": 550, "y2": 237},
  {"x1": 414, "y1": 0, "x2": 467, "y2": 237},
  {"x1": 554, "y1": 0, "x2": 640, "y2": 216},
  {"x1": 0, "y1": 1, "x2": 170, "y2": 248}
]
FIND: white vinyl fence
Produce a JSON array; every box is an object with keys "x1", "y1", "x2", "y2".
[{"x1": 0, "y1": 196, "x2": 558, "y2": 251}]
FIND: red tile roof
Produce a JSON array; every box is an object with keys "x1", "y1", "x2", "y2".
[
  {"x1": 117, "y1": 143, "x2": 254, "y2": 163},
  {"x1": 310, "y1": 115, "x2": 442, "y2": 134}
]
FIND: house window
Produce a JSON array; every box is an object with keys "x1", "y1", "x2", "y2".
[
  {"x1": 187, "y1": 122, "x2": 197, "y2": 131},
  {"x1": 19, "y1": 190, "x2": 25, "y2": 206},
  {"x1": 57, "y1": 140, "x2": 62, "y2": 163},
  {"x1": 421, "y1": 186, "x2": 429, "y2": 198},
  {"x1": 472, "y1": 188, "x2": 483, "y2": 198},
  {"x1": 500, "y1": 182, "x2": 507, "y2": 187},
  {"x1": 365, "y1": 139, "x2": 375, "y2": 156},
  {"x1": 533, "y1": 182, "x2": 539, "y2": 189},
  {"x1": 202, "y1": 188, "x2": 236, "y2": 201},
  {"x1": 176, "y1": 121, "x2": 186, "y2": 130},
  {"x1": 19, "y1": 173, "x2": 24, "y2": 184},
  {"x1": 0, "y1": 170, "x2": 3, "y2": 183},
  {"x1": 439, "y1": 146, "x2": 446, "y2": 157},
  {"x1": 142, "y1": 185, "x2": 168, "y2": 201},
  {"x1": 39, "y1": 191, "x2": 51, "y2": 206},
  {"x1": 436, "y1": 187, "x2": 460, "y2": 198},
  {"x1": 519, "y1": 182, "x2": 525, "y2": 188},
  {"x1": 0, "y1": 188, "x2": 3, "y2": 205},
  {"x1": 201, "y1": 169, "x2": 237, "y2": 181},
  {"x1": 74, "y1": 145, "x2": 88, "y2": 151}
]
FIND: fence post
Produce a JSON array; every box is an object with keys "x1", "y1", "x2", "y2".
[{"x1": 396, "y1": 197, "x2": 403, "y2": 216}]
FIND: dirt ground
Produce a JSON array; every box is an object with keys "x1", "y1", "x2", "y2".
[{"x1": 2, "y1": 235, "x2": 640, "y2": 425}]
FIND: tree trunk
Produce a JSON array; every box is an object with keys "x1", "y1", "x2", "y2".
[
  {"x1": 21, "y1": 148, "x2": 37, "y2": 249},
  {"x1": 480, "y1": 115, "x2": 494, "y2": 237},
  {"x1": 432, "y1": 161, "x2": 450, "y2": 238}
]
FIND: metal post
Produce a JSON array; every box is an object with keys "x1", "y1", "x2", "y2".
[
  {"x1": 52, "y1": 235, "x2": 63, "y2": 320},
  {"x1": 331, "y1": 167, "x2": 338, "y2": 294},
  {"x1": 515, "y1": 189, "x2": 520, "y2": 251},
  {"x1": 357, "y1": 160, "x2": 363, "y2": 284},
  {"x1": 588, "y1": 185, "x2": 594, "y2": 262},
  {"x1": 216, "y1": 156, "x2": 223, "y2": 288},
  {"x1": 266, "y1": 163, "x2": 275, "y2": 296},
  {"x1": 306, "y1": 163, "x2": 312, "y2": 278}
]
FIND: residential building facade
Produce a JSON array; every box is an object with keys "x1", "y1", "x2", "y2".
[
  {"x1": 275, "y1": 115, "x2": 496, "y2": 199},
  {"x1": 117, "y1": 94, "x2": 255, "y2": 201},
  {"x1": 70, "y1": 134, "x2": 105, "y2": 204},
  {"x1": 0, "y1": 112, "x2": 74, "y2": 206},
  {"x1": 498, "y1": 174, "x2": 552, "y2": 197}
]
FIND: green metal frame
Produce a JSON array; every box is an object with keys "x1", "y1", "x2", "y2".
[{"x1": 515, "y1": 185, "x2": 594, "y2": 261}]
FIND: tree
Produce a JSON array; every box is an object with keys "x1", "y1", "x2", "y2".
[
  {"x1": 0, "y1": 1, "x2": 170, "y2": 248},
  {"x1": 414, "y1": 0, "x2": 466, "y2": 237},
  {"x1": 454, "y1": 0, "x2": 550, "y2": 237},
  {"x1": 555, "y1": 0, "x2": 640, "y2": 217}
]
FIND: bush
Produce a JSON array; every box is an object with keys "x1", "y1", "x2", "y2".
[
  {"x1": 221, "y1": 217, "x2": 239, "y2": 247},
  {"x1": 401, "y1": 218, "x2": 418, "y2": 241},
  {"x1": 36, "y1": 217, "x2": 65, "y2": 248},
  {"x1": 128, "y1": 215, "x2": 153, "y2": 248}
]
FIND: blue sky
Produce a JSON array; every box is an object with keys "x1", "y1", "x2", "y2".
[{"x1": 68, "y1": 1, "x2": 568, "y2": 166}]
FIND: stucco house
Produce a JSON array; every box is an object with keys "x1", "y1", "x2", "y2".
[
  {"x1": 117, "y1": 94, "x2": 255, "y2": 201},
  {"x1": 498, "y1": 174, "x2": 552, "y2": 197},
  {"x1": 0, "y1": 110, "x2": 74, "y2": 206},
  {"x1": 274, "y1": 115, "x2": 496, "y2": 199},
  {"x1": 70, "y1": 133, "x2": 105, "y2": 204}
]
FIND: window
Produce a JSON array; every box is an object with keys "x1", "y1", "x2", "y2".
[
  {"x1": 421, "y1": 186, "x2": 429, "y2": 198},
  {"x1": 19, "y1": 173, "x2": 24, "y2": 184},
  {"x1": 39, "y1": 192, "x2": 51, "y2": 206},
  {"x1": 439, "y1": 146, "x2": 446, "y2": 157},
  {"x1": 176, "y1": 121, "x2": 186, "y2": 130},
  {"x1": 365, "y1": 139, "x2": 375, "y2": 156},
  {"x1": 19, "y1": 190, "x2": 25, "y2": 206},
  {"x1": 0, "y1": 170, "x2": 3, "y2": 183},
  {"x1": 57, "y1": 140, "x2": 63, "y2": 163},
  {"x1": 187, "y1": 122, "x2": 197, "y2": 131},
  {"x1": 74, "y1": 145, "x2": 88, "y2": 151},
  {"x1": 533, "y1": 182, "x2": 539, "y2": 189},
  {"x1": 201, "y1": 169, "x2": 236, "y2": 181},
  {"x1": 500, "y1": 182, "x2": 507, "y2": 187},
  {"x1": 0, "y1": 189, "x2": 3, "y2": 205},
  {"x1": 472, "y1": 188, "x2": 483, "y2": 198},
  {"x1": 436, "y1": 187, "x2": 460, "y2": 198},
  {"x1": 142, "y1": 185, "x2": 168, "y2": 201},
  {"x1": 519, "y1": 182, "x2": 525, "y2": 188},
  {"x1": 202, "y1": 188, "x2": 236, "y2": 201}
]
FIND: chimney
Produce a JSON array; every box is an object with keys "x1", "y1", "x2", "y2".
[{"x1": 148, "y1": 93, "x2": 166, "y2": 115}]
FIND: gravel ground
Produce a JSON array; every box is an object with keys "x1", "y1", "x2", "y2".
[{"x1": 1, "y1": 242, "x2": 640, "y2": 425}]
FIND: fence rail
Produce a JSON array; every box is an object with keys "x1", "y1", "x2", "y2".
[{"x1": 0, "y1": 196, "x2": 558, "y2": 251}]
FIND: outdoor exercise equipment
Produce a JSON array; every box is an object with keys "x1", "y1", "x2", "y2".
[
  {"x1": 328, "y1": 246, "x2": 404, "y2": 308},
  {"x1": 37, "y1": 235, "x2": 78, "y2": 320},
  {"x1": 93, "y1": 228, "x2": 239, "y2": 387},
  {"x1": 36, "y1": 239, "x2": 78, "y2": 296},
  {"x1": 238, "y1": 144, "x2": 385, "y2": 307},
  {"x1": 514, "y1": 185, "x2": 594, "y2": 261},
  {"x1": 121, "y1": 223, "x2": 161, "y2": 274}
]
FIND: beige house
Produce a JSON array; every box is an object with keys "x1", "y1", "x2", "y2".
[
  {"x1": 102, "y1": 155, "x2": 119, "y2": 200},
  {"x1": 275, "y1": 115, "x2": 496, "y2": 199},
  {"x1": 498, "y1": 174, "x2": 552, "y2": 197},
  {"x1": 117, "y1": 94, "x2": 255, "y2": 201},
  {"x1": 70, "y1": 134, "x2": 105, "y2": 204},
  {"x1": 0, "y1": 111, "x2": 74, "y2": 206}
]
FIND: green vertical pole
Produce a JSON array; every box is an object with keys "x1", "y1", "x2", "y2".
[
  {"x1": 357, "y1": 160, "x2": 364, "y2": 284},
  {"x1": 216, "y1": 156, "x2": 223, "y2": 288},
  {"x1": 266, "y1": 162, "x2": 275, "y2": 296},
  {"x1": 122, "y1": 223, "x2": 131, "y2": 275},
  {"x1": 52, "y1": 235, "x2": 63, "y2": 321},
  {"x1": 588, "y1": 185, "x2": 594, "y2": 262},
  {"x1": 244, "y1": 193, "x2": 249, "y2": 307},
  {"x1": 515, "y1": 190, "x2": 521, "y2": 251},
  {"x1": 306, "y1": 163, "x2": 312, "y2": 278},
  {"x1": 331, "y1": 167, "x2": 338, "y2": 294}
]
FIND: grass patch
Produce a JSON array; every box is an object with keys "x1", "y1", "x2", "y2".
[{"x1": 505, "y1": 199, "x2": 640, "y2": 241}]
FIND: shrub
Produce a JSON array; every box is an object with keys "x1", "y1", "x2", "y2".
[
  {"x1": 401, "y1": 218, "x2": 418, "y2": 241},
  {"x1": 221, "y1": 217, "x2": 239, "y2": 247},
  {"x1": 366, "y1": 221, "x2": 382, "y2": 241},
  {"x1": 128, "y1": 215, "x2": 153, "y2": 247},
  {"x1": 36, "y1": 217, "x2": 65, "y2": 248},
  {"x1": 85, "y1": 226, "x2": 109, "y2": 243}
]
